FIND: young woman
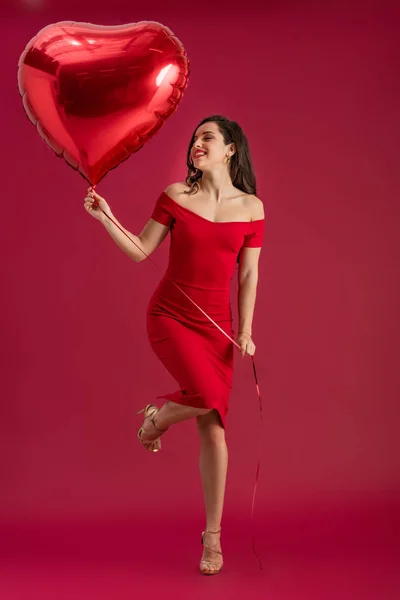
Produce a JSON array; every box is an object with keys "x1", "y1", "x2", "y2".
[{"x1": 84, "y1": 115, "x2": 264, "y2": 575}]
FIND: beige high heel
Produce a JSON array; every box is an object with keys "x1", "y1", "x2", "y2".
[
  {"x1": 137, "y1": 404, "x2": 167, "y2": 453},
  {"x1": 200, "y1": 528, "x2": 223, "y2": 575}
]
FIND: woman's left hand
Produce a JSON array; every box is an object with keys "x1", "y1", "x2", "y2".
[{"x1": 237, "y1": 332, "x2": 256, "y2": 357}]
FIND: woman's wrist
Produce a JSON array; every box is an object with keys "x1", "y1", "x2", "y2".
[
  {"x1": 238, "y1": 330, "x2": 252, "y2": 337},
  {"x1": 101, "y1": 211, "x2": 114, "y2": 226}
]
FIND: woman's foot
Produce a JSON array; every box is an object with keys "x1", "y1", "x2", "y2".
[
  {"x1": 200, "y1": 528, "x2": 223, "y2": 575},
  {"x1": 137, "y1": 404, "x2": 167, "y2": 453}
]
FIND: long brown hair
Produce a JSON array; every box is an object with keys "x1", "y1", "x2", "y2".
[{"x1": 184, "y1": 115, "x2": 257, "y2": 196}]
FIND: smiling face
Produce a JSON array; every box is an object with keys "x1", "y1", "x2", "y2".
[
  {"x1": 191, "y1": 121, "x2": 235, "y2": 171},
  {"x1": 185, "y1": 115, "x2": 257, "y2": 196}
]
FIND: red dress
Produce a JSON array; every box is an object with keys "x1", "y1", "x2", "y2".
[{"x1": 146, "y1": 192, "x2": 264, "y2": 428}]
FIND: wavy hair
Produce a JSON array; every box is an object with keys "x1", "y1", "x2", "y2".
[{"x1": 184, "y1": 115, "x2": 257, "y2": 196}]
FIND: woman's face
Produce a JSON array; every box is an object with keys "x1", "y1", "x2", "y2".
[{"x1": 191, "y1": 121, "x2": 233, "y2": 171}]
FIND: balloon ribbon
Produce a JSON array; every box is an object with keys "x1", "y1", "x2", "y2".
[{"x1": 92, "y1": 194, "x2": 264, "y2": 570}]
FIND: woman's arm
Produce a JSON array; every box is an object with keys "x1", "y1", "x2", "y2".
[
  {"x1": 236, "y1": 196, "x2": 264, "y2": 356},
  {"x1": 85, "y1": 188, "x2": 170, "y2": 263},
  {"x1": 103, "y1": 213, "x2": 170, "y2": 263},
  {"x1": 237, "y1": 246, "x2": 261, "y2": 336}
]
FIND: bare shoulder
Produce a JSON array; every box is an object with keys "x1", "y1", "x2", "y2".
[
  {"x1": 164, "y1": 182, "x2": 190, "y2": 201},
  {"x1": 244, "y1": 194, "x2": 265, "y2": 220}
]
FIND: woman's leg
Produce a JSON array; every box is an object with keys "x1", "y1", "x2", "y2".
[
  {"x1": 197, "y1": 409, "x2": 227, "y2": 573},
  {"x1": 139, "y1": 400, "x2": 210, "y2": 441},
  {"x1": 138, "y1": 402, "x2": 227, "y2": 572}
]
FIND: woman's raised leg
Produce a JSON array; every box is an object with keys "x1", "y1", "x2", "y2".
[{"x1": 137, "y1": 400, "x2": 211, "y2": 451}]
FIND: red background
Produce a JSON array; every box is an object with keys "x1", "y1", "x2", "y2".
[{"x1": 0, "y1": 0, "x2": 399, "y2": 597}]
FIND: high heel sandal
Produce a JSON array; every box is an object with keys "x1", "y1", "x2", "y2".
[
  {"x1": 137, "y1": 404, "x2": 167, "y2": 453},
  {"x1": 200, "y1": 528, "x2": 223, "y2": 575}
]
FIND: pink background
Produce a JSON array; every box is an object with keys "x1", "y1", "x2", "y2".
[{"x1": 1, "y1": 0, "x2": 399, "y2": 596}]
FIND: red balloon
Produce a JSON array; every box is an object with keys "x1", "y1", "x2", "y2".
[{"x1": 18, "y1": 21, "x2": 190, "y2": 185}]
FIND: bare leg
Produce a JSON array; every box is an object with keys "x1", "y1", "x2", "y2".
[
  {"x1": 139, "y1": 400, "x2": 210, "y2": 442},
  {"x1": 157, "y1": 401, "x2": 211, "y2": 429},
  {"x1": 197, "y1": 409, "x2": 227, "y2": 574}
]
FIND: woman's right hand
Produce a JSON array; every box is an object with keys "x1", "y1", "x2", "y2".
[{"x1": 84, "y1": 188, "x2": 112, "y2": 222}]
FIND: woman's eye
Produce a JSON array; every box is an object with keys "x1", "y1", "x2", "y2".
[{"x1": 192, "y1": 136, "x2": 212, "y2": 147}]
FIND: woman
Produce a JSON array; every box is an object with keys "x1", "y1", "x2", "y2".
[{"x1": 84, "y1": 115, "x2": 264, "y2": 575}]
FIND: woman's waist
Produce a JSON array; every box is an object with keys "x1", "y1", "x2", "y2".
[
  {"x1": 164, "y1": 265, "x2": 232, "y2": 292},
  {"x1": 156, "y1": 274, "x2": 230, "y2": 297},
  {"x1": 148, "y1": 276, "x2": 231, "y2": 320}
]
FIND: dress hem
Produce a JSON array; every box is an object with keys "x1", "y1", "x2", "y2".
[{"x1": 156, "y1": 391, "x2": 226, "y2": 428}]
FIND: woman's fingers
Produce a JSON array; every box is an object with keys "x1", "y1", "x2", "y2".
[
  {"x1": 84, "y1": 195, "x2": 98, "y2": 213},
  {"x1": 86, "y1": 187, "x2": 102, "y2": 200},
  {"x1": 248, "y1": 341, "x2": 256, "y2": 356},
  {"x1": 248, "y1": 339, "x2": 256, "y2": 356},
  {"x1": 239, "y1": 338, "x2": 256, "y2": 357},
  {"x1": 84, "y1": 192, "x2": 100, "y2": 208}
]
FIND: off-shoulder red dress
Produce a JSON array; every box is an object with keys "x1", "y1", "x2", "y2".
[{"x1": 146, "y1": 192, "x2": 264, "y2": 428}]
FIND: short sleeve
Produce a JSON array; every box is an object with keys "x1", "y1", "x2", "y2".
[
  {"x1": 243, "y1": 219, "x2": 265, "y2": 248},
  {"x1": 150, "y1": 192, "x2": 174, "y2": 227}
]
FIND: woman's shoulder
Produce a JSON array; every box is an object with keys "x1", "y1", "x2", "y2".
[
  {"x1": 163, "y1": 182, "x2": 190, "y2": 201},
  {"x1": 242, "y1": 193, "x2": 265, "y2": 221}
]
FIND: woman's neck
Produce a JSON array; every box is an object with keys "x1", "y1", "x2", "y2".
[{"x1": 198, "y1": 169, "x2": 235, "y2": 203}]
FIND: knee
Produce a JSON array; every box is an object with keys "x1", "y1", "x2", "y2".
[{"x1": 197, "y1": 416, "x2": 226, "y2": 446}]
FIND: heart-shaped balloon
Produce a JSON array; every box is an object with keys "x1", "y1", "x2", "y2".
[{"x1": 18, "y1": 21, "x2": 190, "y2": 185}]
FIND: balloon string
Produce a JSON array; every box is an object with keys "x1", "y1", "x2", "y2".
[
  {"x1": 251, "y1": 356, "x2": 263, "y2": 571},
  {"x1": 92, "y1": 191, "x2": 263, "y2": 570}
]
